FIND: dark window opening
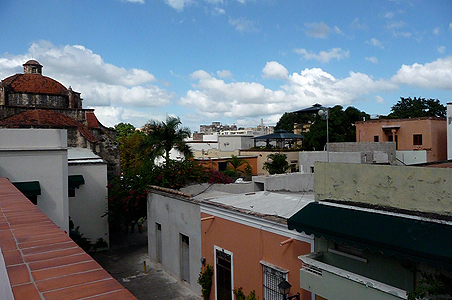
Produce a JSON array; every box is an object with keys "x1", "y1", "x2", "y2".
[
  {"x1": 374, "y1": 136, "x2": 379, "y2": 142},
  {"x1": 218, "y1": 161, "x2": 228, "y2": 172},
  {"x1": 413, "y1": 134, "x2": 422, "y2": 146}
]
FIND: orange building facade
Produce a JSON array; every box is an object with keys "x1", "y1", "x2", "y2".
[
  {"x1": 356, "y1": 117, "x2": 447, "y2": 163},
  {"x1": 200, "y1": 205, "x2": 313, "y2": 300}
]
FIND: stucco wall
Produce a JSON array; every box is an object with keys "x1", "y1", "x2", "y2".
[
  {"x1": 356, "y1": 118, "x2": 446, "y2": 163},
  {"x1": 147, "y1": 192, "x2": 202, "y2": 295},
  {"x1": 0, "y1": 129, "x2": 69, "y2": 233},
  {"x1": 314, "y1": 162, "x2": 452, "y2": 216},
  {"x1": 299, "y1": 151, "x2": 361, "y2": 173},
  {"x1": 253, "y1": 173, "x2": 314, "y2": 192},
  {"x1": 200, "y1": 211, "x2": 313, "y2": 300},
  {"x1": 68, "y1": 163, "x2": 109, "y2": 246}
]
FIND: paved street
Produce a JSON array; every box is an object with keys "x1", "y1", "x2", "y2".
[{"x1": 90, "y1": 223, "x2": 201, "y2": 300}]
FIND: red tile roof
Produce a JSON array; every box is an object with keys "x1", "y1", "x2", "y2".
[
  {"x1": 2, "y1": 74, "x2": 68, "y2": 96},
  {"x1": 0, "y1": 177, "x2": 137, "y2": 300},
  {"x1": 86, "y1": 112, "x2": 100, "y2": 129},
  {"x1": 0, "y1": 109, "x2": 98, "y2": 143}
]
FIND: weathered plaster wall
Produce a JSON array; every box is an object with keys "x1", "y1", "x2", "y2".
[
  {"x1": 253, "y1": 172, "x2": 314, "y2": 192},
  {"x1": 147, "y1": 192, "x2": 202, "y2": 295},
  {"x1": 299, "y1": 151, "x2": 361, "y2": 173},
  {"x1": 314, "y1": 162, "x2": 452, "y2": 216}
]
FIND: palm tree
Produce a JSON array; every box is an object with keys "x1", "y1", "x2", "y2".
[
  {"x1": 225, "y1": 155, "x2": 250, "y2": 179},
  {"x1": 142, "y1": 116, "x2": 193, "y2": 165}
]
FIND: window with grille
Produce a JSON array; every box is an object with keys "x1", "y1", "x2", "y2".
[{"x1": 262, "y1": 264, "x2": 287, "y2": 300}]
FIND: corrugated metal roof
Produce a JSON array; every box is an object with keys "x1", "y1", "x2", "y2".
[{"x1": 195, "y1": 191, "x2": 314, "y2": 219}]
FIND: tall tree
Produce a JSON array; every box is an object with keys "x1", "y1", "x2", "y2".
[
  {"x1": 263, "y1": 153, "x2": 290, "y2": 174},
  {"x1": 114, "y1": 122, "x2": 137, "y2": 140},
  {"x1": 302, "y1": 105, "x2": 369, "y2": 151},
  {"x1": 388, "y1": 97, "x2": 446, "y2": 118},
  {"x1": 275, "y1": 112, "x2": 316, "y2": 133},
  {"x1": 142, "y1": 116, "x2": 193, "y2": 164}
]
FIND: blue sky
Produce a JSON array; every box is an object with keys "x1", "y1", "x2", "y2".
[{"x1": 0, "y1": 0, "x2": 451, "y2": 131}]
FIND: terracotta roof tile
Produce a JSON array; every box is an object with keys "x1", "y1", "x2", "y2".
[
  {"x1": 86, "y1": 111, "x2": 100, "y2": 129},
  {"x1": 0, "y1": 109, "x2": 98, "y2": 143},
  {"x1": 1, "y1": 74, "x2": 67, "y2": 95},
  {"x1": 0, "y1": 177, "x2": 137, "y2": 300}
]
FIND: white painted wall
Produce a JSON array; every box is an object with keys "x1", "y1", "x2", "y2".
[
  {"x1": 218, "y1": 135, "x2": 253, "y2": 151},
  {"x1": 0, "y1": 129, "x2": 69, "y2": 233},
  {"x1": 68, "y1": 162, "x2": 108, "y2": 246},
  {"x1": 147, "y1": 191, "x2": 202, "y2": 295},
  {"x1": 396, "y1": 150, "x2": 427, "y2": 165}
]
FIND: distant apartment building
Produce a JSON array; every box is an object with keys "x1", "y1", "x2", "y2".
[
  {"x1": 198, "y1": 120, "x2": 274, "y2": 136},
  {"x1": 356, "y1": 117, "x2": 447, "y2": 164}
]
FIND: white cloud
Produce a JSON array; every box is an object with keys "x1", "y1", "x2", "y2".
[
  {"x1": 217, "y1": 70, "x2": 232, "y2": 78},
  {"x1": 365, "y1": 57, "x2": 378, "y2": 64},
  {"x1": 391, "y1": 56, "x2": 452, "y2": 89},
  {"x1": 294, "y1": 48, "x2": 350, "y2": 63},
  {"x1": 438, "y1": 46, "x2": 446, "y2": 54},
  {"x1": 350, "y1": 18, "x2": 368, "y2": 31},
  {"x1": 229, "y1": 17, "x2": 258, "y2": 33},
  {"x1": 384, "y1": 12, "x2": 394, "y2": 18},
  {"x1": 366, "y1": 38, "x2": 384, "y2": 49},
  {"x1": 122, "y1": 0, "x2": 145, "y2": 3},
  {"x1": 392, "y1": 30, "x2": 412, "y2": 38},
  {"x1": 386, "y1": 20, "x2": 405, "y2": 29},
  {"x1": 304, "y1": 22, "x2": 331, "y2": 38},
  {"x1": 0, "y1": 41, "x2": 174, "y2": 108},
  {"x1": 180, "y1": 63, "x2": 396, "y2": 120},
  {"x1": 375, "y1": 96, "x2": 385, "y2": 104},
  {"x1": 165, "y1": 0, "x2": 191, "y2": 11},
  {"x1": 262, "y1": 61, "x2": 288, "y2": 79},
  {"x1": 433, "y1": 27, "x2": 440, "y2": 35},
  {"x1": 450, "y1": 23, "x2": 452, "y2": 31}
]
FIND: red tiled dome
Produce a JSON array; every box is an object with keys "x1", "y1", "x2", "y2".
[{"x1": 2, "y1": 73, "x2": 68, "y2": 96}]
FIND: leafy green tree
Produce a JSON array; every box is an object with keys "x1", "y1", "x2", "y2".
[
  {"x1": 118, "y1": 131, "x2": 147, "y2": 172},
  {"x1": 263, "y1": 153, "x2": 290, "y2": 174},
  {"x1": 302, "y1": 105, "x2": 369, "y2": 151},
  {"x1": 142, "y1": 116, "x2": 193, "y2": 164},
  {"x1": 388, "y1": 97, "x2": 446, "y2": 118},
  {"x1": 275, "y1": 112, "x2": 315, "y2": 133},
  {"x1": 114, "y1": 122, "x2": 137, "y2": 140}
]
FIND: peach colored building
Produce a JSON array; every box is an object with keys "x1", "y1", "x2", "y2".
[
  {"x1": 147, "y1": 185, "x2": 315, "y2": 300},
  {"x1": 356, "y1": 117, "x2": 446, "y2": 163}
]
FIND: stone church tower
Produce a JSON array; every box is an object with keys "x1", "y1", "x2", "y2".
[{"x1": 0, "y1": 60, "x2": 119, "y2": 176}]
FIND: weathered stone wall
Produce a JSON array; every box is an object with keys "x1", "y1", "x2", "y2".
[
  {"x1": 314, "y1": 162, "x2": 452, "y2": 217},
  {"x1": 8, "y1": 93, "x2": 69, "y2": 108}
]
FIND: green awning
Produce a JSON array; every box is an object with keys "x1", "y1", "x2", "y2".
[
  {"x1": 288, "y1": 202, "x2": 452, "y2": 269},
  {"x1": 12, "y1": 181, "x2": 41, "y2": 195},
  {"x1": 68, "y1": 175, "x2": 85, "y2": 189}
]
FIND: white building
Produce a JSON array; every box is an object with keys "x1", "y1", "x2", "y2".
[
  {"x1": 0, "y1": 128, "x2": 69, "y2": 233},
  {"x1": 0, "y1": 129, "x2": 109, "y2": 245},
  {"x1": 68, "y1": 148, "x2": 109, "y2": 245}
]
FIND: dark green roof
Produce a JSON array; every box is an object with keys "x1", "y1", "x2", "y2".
[
  {"x1": 288, "y1": 202, "x2": 452, "y2": 269},
  {"x1": 12, "y1": 181, "x2": 41, "y2": 196},
  {"x1": 68, "y1": 175, "x2": 85, "y2": 189}
]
